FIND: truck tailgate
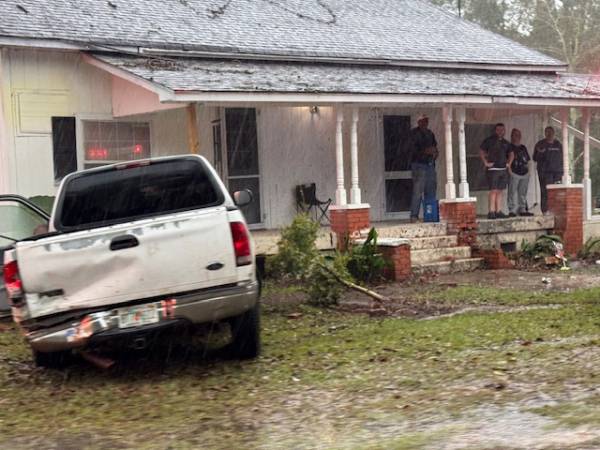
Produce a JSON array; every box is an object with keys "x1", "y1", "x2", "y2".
[{"x1": 16, "y1": 207, "x2": 238, "y2": 318}]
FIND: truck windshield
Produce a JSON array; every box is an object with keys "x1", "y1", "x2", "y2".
[{"x1": 57, "y1": 158, "x2": 223, "y2": 230}]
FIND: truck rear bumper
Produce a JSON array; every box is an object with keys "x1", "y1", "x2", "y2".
[{"x1": 25, "y1": 280, "x2": 259, "y2": 353}]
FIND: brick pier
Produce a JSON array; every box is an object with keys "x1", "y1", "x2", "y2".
[{"x1": 548, "y1": 185, "x2": 584, "y2": 255}]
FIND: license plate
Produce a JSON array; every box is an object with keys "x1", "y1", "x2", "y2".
[{"x1": 118, "y1": 304, "x2": 159, "y2": 329}]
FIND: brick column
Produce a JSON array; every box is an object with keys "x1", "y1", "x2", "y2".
[
  {"x1": 439, "y1": 198, "x2": 478, "y2": 247},
  {"x1": 330, "y1": 204, "x2": 370, "y2": 250},
  {"x1": 548, "y1": 185, "x2": 584, "y2": 255},
  {"x1": 377, "y1": 239, "x2": 411, "y2": 282}
]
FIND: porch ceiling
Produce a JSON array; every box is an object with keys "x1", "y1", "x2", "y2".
[{"x1": 87, "y1": 53, "x2": 600, "y2": 107}]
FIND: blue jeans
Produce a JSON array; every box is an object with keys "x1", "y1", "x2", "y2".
[{"x1": 411, "y1": 163, "x2": 437, "y2": 218}]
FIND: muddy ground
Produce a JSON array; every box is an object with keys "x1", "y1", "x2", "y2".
[{"x1": 1, "y1": 267, "x2": 599, "y2": 449}]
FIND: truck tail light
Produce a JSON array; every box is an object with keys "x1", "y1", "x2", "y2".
[
  {"x1": 3, "y1": 260, "x2": 23, "y2": 298},
  {"x1": 230, "y1": 222, "x2": 251, "y2": 266}
]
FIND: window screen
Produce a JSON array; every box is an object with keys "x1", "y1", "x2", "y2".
[
  {"x1": 225, "y1": 109, "x2": 259, "y2": 177},
  {"x1": 383, "y1": 116, "x2": 412, "y2": 172},
  {"x1": 52, "y1": 117, "x2": 77, "y2": 181},
  {"x1": 57, "y1": 159, "x2": 223, "y2": 230},
  {"x1": 83, "y1": 121, "x2": 151, "y2": 169}
]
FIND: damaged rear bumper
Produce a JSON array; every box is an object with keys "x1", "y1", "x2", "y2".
[{"x1": 25, "y1": 281, "x2": 259, "y2": 353}]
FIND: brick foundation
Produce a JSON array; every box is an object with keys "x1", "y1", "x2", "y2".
[
  {"x1": 547, "y1": 185, "x2": 584, "y2": 255},
  {"x1": 472, "y1": 248, "x2": 513, "y2": 269},
  {"x1": 439, "y1": 199, "x2": 478, "y2": 247},
  {"x1": 377, "y1": 240, "x2": 411, "y2": 282},
  {"x1": 330, "y1": 205, "x2": 370, "y2": 250}
]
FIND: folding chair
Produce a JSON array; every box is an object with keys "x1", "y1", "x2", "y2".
[{"x1": 295, "y1": 183, "x2": 332, "y2": 224}]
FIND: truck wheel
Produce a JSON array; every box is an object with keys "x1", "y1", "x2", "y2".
[
  {"x1": 229, "y1": 302, "x2": 261, "y2": 359},
  {"x1": 32, "y1": 350, "x2": 69, "y2": 369}
]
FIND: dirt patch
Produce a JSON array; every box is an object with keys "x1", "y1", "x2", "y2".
[{"x1": 264, "y1": 266, "x2": 600, "y2": 319}]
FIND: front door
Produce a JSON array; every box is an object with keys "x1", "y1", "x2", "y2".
[
  {"x1": 383, "y1": 115, "x2": 413, "y2": 217},
  {"x1": 224, "y1": 108, "x2": 262, "y2": 225}
]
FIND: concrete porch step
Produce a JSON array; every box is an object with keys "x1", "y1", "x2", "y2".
[
  {"x1": 409, "y1": 234, "x2": 458, "y2": 250},
  {"x1": 376, "y1": 221, "x2": 448, "y2": 239},
  {"x1": 411, "y1": 246, "x2": 472, "y2": 265},
  {"x1": 412, "y1": 257, "x2": 485, "y2": 274}
]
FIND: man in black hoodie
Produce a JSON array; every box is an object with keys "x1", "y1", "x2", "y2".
[{"x1": 534, "y1": 126, "x2": 564, "y2": 214}]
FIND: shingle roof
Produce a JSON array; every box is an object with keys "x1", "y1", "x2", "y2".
[
  {"x1": 93, "y1": 54, "x2": 596, "y2": 99},
  {"x1": 0, "y1": 0, "x2": 564, "y2": 68}
]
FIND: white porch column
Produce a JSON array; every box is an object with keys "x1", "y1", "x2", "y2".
[
  {"x1": 335, "y1": 109, "x2": 347, "y2": 206},
  {"x1": 443, "y1": 106, "x2": 456, "y2": 200},
  {"x1": 561, "y1": 108, "x2": 571, "y2": 185},
  {"x1": 583, "y1": 108, "x2": 592, "y2": 220},
  {"x1": 456, "y1": 107, "x2": 469, "y2": 198},
  {"x1": 349, "y1": 107, "x2": 361, "y2": 204}
]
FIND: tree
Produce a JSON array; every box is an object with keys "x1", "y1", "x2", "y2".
[{"x1": 430, "y1": 0, "x2": 600, "y2": 72}]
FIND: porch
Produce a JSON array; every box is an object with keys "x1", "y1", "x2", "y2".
[{"x1": 78, "y1": 53, "x2": 600, "y2": 262}]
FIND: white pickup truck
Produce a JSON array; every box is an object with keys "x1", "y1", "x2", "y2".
[{"x1": 2, "y1": 155, "x2": 260, "y2": 367}]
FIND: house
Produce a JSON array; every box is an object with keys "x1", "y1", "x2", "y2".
[{"x1": 1, "y1": 0, "x2": 599, "y2": 272}]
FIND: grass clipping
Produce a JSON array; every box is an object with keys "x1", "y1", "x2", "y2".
[{"x1": 267, "y1": 215, "x2": 388, "y2": 306}]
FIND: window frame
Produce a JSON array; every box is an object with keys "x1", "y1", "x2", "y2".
[
  {"x1": 51, "y1": 116, "x2": 78, "y2": 183},
  {"x1": 75, "y1": 114, "x2": 154, "y2": 173}
]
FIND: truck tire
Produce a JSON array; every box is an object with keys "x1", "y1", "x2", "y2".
[
  {"x1": 229, "y1": 302, "x2": 261, "y2": 359},
  {"x1": 33, "y1": 349, "x2": 69, "y2": 369}
]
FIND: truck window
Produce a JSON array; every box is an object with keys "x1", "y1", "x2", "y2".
[{"x1": 57, "y1": 159, "x2": 223, "y2": 230}]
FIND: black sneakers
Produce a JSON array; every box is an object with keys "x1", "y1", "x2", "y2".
[
  {"x1": 487, "y1": 212, "x2": 496, "y2": 219},
  {"x1": 519, "y1": 211, "x2": 534, "y2": 216},
  {"x1": 508, "y1": 212, "x2": 517, "y2": 218},
  {"x1": 495, "y1": 212, "x2": 508, "y2": 219}
]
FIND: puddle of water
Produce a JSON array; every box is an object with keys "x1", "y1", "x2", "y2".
[{"x1": 420, "y1": 304, "x2": 564, "y2": 321}]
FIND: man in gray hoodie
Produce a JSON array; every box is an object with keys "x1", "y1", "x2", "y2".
[{"x1": 533, "y1": 126, "x2": 564, "y2": 214}]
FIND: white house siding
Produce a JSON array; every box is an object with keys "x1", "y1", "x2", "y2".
[
  {"x1": 0, "y1": 48, "x2": 195, "y2": 198},
  {"x1": 0, "y1": 48, "x2": 112, "y2": 196},
  {"x1": 257, "y1": 106, "x2": 338, "y2": 229}
]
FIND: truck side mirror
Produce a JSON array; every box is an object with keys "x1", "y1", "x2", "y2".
[{"x1": 233, "y1": 189, "x2": 253, "y2": 207}]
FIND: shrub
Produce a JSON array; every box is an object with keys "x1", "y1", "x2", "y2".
[
  {"x1": 579, "y1": 237, "x2": 600, "y2": 260},
  {"x1": 520, "y1": 234, "x2": 563, "y2": 260},
  {"x1": 268, "y1": 218, "x2": 387, "y2": 307},
  {"x1": 346, "y1": 228, "x2": 387, "y2": 284},
  {"x1": 266, "y1": 214, "x2": 320, "y2": 280}
]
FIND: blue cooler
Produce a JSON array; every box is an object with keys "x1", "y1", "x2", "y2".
[{"x1": 423, "y1": 199, "x2": 439, "y2": 222}]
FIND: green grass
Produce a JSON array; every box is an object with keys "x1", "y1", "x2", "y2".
[
  {"x1": 0, "y1": 284, "x2": 599, "y2": 449},
  {"x1": 415, "y1": 284, "x2": 600, "y2": 307}
]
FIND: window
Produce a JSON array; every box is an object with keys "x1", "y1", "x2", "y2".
[
  {"x1": 466, "y1": 123, "x2": 496, "y2": 191},
  {"x1": 57, "y1": 158, "x2": 223, "y2": 231},
  {"x1": 82, "y1": 121, "x2": 151, "y2": 169},
  {"x1": 0, "y1": 199, "x2": 48, "y2": 246},
  {"x1": 52, "y1": 117, "x2": 77, "y2": 181}
]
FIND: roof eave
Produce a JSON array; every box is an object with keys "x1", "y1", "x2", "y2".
[
  {"x1": 170, "y1": 90, "x2": 600, "y2": 107},
  {"x1": 0, "y1": 35, "x2": 568, "y2": 73}
]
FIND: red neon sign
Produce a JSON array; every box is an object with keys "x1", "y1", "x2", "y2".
[{"x1": 87, "y1": 148, "x2": 108, "y2": 160}]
